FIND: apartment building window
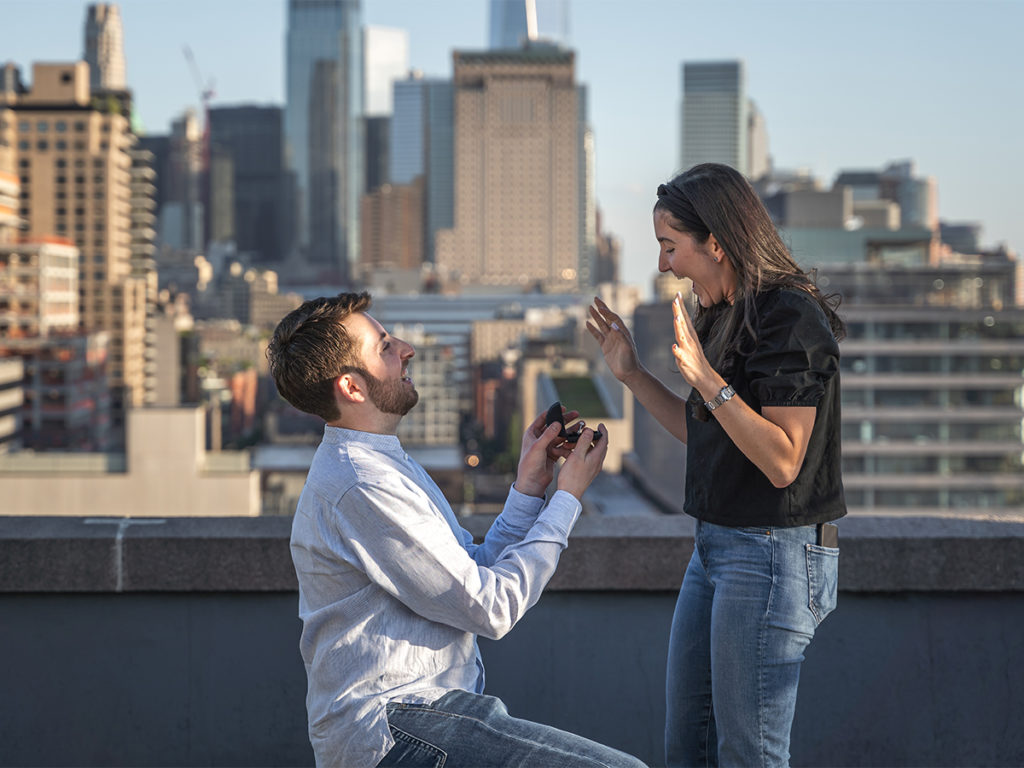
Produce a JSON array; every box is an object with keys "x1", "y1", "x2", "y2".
[
  {"x1": 74, "y1": 121, "x2": 86, "y2": 132},
  {"x1": 18, "y1": 140, "x2": 28, "y2": 151},
  {"x1": 37, "y1": 121, "x2": 48, "y2": 132},
  {"x1": 55, "y1": 121, "x2": 67, "y2": 133},
  {"x1": 18, "y1": 159, "x2": 29, "y2": 168},
  {"x1": 18, "y1": 121, "x2": 29, "y2": 132},
  {"x1": 55, "y1": 140, "x2": 67, "y2": 150}
]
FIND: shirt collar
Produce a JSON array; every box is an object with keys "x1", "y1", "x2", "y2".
[{"x1": 322, "y1": 424, "x2": 404, "y2": 456}]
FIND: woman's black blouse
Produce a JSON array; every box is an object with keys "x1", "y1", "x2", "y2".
[{"x1": 684, "y1": 288, "x2": 847, "y2": 528}]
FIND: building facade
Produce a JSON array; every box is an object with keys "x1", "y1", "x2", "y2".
[
  {"x1": 285, "y1": 0, "x2": 363, "y2": 279},
  {"x1": 0, "y1": 357, "x2": 23, "y2": 453},
  {"x1": 11, "y1": 62, "x2": 149, "y2": 416},
  {"x1": 208, "y1": 105, "x2": 289, "y2": 265},
  {"x1": 435, "y1": 47, "x2": 588, "y2": 291},
  {"x1": 680, "y1": 60, "x2": 748, "y2": 175},
  {"x1": 390, "y1": 75, "x2": 453, "y2": 264},
  {"x1": 83, "y1": 3, "x2": 126, "y2": 92}
]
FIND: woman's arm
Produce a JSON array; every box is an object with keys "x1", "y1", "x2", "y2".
[
  {"x1": 587, "y1": 297, "x2": 688, "y2": 443},
  {"x1": 671, "y1": 294, "x2": 816, "y2": 487}
]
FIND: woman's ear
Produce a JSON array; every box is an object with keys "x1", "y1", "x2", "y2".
[{"x1": 707, "y1": 233, "x2": 725, "y2": 263}]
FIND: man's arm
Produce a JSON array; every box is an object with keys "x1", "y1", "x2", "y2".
[
  {"x1": 339, "y1": 479, "x2": 578, "y2": 640},
  {"x1": 335, "y1": 428, "x2": 607, "y2": 640}
]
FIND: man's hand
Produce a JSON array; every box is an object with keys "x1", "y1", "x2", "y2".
[
  {"x1": 556, "y1": 424, "x2": 609, "y2": 501},
  {"x1": 514, "y1": 408, "x2": 579, "y2": 498}
]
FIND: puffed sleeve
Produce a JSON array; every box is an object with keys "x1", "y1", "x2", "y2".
[{"x1": 746, "y1": 290, "x2": 839, "y2": 407}]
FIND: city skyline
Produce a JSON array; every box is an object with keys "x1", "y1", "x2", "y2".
[{"x1": 2, "y1": 0, "x2": 1022, "y2": 292}]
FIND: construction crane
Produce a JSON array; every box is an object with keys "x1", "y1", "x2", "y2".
[{"x1": 182, "y1": 45, "x2": 215, "y2": 169}]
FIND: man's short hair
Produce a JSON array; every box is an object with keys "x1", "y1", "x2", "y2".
[{"x1": 266, "y1": 291, "x2": 372, "y2": 421}]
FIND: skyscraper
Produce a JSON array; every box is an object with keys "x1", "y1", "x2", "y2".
[
  {"x1": 361, "y1": 26, "x2": 407, "y2": 196},
  {"x1": 285, "y1": 0, "x2": 362, "y2": 280},
  {"x1": 83, "y1": 4, "x2": 126, "y2": 92},
  {"x1": 680, "y1": 60, "x2": 748, "y2": 175},
  {"x1": 391, "y1": 74, "x2": 454, "y2": 263},
  {"x1": 363, "y1": 26, "x2": 408, "y2": 117},
  {"x1": 747, "y1": 99, "x2": 771, "y2": 181},
  {"x1": 489, "y1": 0, "x2": 570, "y2": 49},
  {"x1": 208, "y1": 105, "x2": 289, "y2": 264},
  {"x1": 435, "y1": 46, "x2": 588, "y2": 291},
  {"x1": 8, "y1": 62, "x2": 149, "y2": 425}
]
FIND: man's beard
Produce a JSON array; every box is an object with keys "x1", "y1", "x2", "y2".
[{"x1": 363, "y1": 369, "x2": 419, "y2": 416}]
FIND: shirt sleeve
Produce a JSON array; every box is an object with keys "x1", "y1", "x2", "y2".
[
  {"x1": 746, "y1": 291, "x2": 840, "y2": 407},
  {"x1": 332, "y1": 475, "x2": 581, "y2": 641},
  {"x1": 467, "y1": 485, "x2": 547, "y2": 567}
]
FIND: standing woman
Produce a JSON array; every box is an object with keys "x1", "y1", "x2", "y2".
[{"x1": 587, "y1": 163, "x2": 846, "y2": 768}]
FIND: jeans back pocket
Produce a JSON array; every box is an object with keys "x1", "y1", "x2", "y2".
[{"x1": 805, "y1": 543, "x2": 839, "y2": 625}]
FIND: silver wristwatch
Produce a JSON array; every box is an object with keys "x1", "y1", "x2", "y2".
[{"x1": 704, "y1": 384, "x2": 736, "y2": 412}]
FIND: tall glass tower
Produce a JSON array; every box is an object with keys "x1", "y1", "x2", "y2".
[
  {"x1": 680, "y1": 60, "x2": 748, "y2": 175},
  {"x1": 285, "y1": 0, "x2": 363, "y2": 280},
  {"x1": 489, "y1": 0, "x2": 570, "y2": 49}
]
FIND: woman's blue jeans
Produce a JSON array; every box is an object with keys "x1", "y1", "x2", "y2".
[
  {"x1": 665, "y1": 520, "x2": 839, "y2": 768},
  {"x1": 379, "y1": 690, "x2": 648, "y2": 767}
]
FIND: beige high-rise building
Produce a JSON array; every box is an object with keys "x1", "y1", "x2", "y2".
[
  {"x1": 12, "y1": 62, "x2": 149, "y2": 410},
  {"x1": 436, "y1": 46, "x2": 585, "y2": 291}
]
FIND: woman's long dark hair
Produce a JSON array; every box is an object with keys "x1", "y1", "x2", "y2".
[{"x1": 655, "y1": 163, "x2": 845, "y2": 375}]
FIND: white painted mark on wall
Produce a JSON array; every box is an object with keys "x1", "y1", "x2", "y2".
[{"x1": 84, "y1": 518, "x2": 167, "y2": 592}]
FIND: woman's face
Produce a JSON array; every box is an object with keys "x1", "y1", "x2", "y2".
[{"x1": 654, "y1": 209, "x2": 736, "y2": 308}]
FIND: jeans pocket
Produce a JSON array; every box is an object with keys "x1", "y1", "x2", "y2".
[
  {"x1": 805, "y1": 543, "x2": 839, "y2": 625},
  {"x1": 378, "y1": 725, "x2": 447, "y2": 767}
]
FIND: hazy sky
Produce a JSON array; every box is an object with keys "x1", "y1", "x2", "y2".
[{"x1": 4, "y1": 0, "x2": 1022, "y2": 293}]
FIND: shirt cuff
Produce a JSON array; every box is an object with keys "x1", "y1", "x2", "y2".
[
  {"x1": 534, "y1": 489, "x2": 583, "y2": 542},
  {"x1": 506, "y1": 483, "x2": 546, "y2": 513}
]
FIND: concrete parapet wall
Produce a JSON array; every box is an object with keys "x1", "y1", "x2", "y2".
[
  {"x1": 2, "y1": 513, "x2": 1022, "y2": 593},
  {"x1": 1, "y1": 514, "x2": 1022, "y2": 767}
]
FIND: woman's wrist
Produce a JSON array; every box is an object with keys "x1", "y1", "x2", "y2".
[
  {"x1": 621, "y1": 364, "x2": 650, "y2": 389},
  {"x1": 697, "y1": 373, "x2": 728, "y2": 403}
]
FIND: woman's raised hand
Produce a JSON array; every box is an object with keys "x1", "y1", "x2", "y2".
[
  {"x1": 587, "y1": 297, "x2": 641, "y2": 384},
  {"x1": 671, "y1": 292, "x2": 713, "y2": 390}
]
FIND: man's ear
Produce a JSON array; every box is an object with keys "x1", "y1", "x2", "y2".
[{"x1": 336, "y1": 372, "x2": 367, "y2": 404}]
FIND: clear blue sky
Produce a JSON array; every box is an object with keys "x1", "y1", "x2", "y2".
[{"x1": 3, "y1": 0, "x2": 1022, "y2": 293}]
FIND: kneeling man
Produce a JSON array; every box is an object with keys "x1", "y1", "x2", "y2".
[{"x1": 268, "y1": 292, "x2": 646, "y2": 768}]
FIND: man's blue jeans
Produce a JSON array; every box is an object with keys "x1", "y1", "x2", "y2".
[
  {"x1": 378, "y1": 690, "x2": 648, "y2": 767},
  {"x1": 665, "y1": 520, "x2": 839, "y2": 768}
]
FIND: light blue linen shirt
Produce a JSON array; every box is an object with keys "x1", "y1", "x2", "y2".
[{"x1": 291, "y1": 425, "x2": 583, "y2": 768}]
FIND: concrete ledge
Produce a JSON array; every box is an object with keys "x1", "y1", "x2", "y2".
[{"x1": 2, "y1": 513, "x2": 1023, "y2": 593}]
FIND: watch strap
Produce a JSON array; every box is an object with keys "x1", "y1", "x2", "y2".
[{"x1": 704, "y1": 384, "x2": 736, "y2": 411}]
